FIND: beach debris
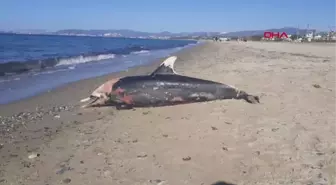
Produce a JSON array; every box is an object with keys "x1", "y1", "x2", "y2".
[
  {"x1": 182, "y1": 156, "x2": 191, "y2": 161},
  {"x1": 54, "y1": 114, "x2": 61, "y2": 119},
  {"x1": 80, "y1": 56, "x2": 260, "y2": 109},
  {"x1": 28, "y1": 153, "x2": 40, "y2": 159}
]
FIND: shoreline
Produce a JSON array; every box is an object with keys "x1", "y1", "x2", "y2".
[
  {"x1": 0, "y1": 42, "x2": 205, "y2": 116},
  {"x1": 0, "y1": 41, "x2": 335, "y2": 185}
]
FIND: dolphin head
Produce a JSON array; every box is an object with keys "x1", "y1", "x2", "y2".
[{"x1": 80, "y1": 78, "x2": 120, "y2": 108}]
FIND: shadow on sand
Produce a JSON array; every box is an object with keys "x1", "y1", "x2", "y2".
[{"x1": 211, "y1": 181, "x2": 236, "y2": 185}]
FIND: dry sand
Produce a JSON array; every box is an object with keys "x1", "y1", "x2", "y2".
[{"x1": 0, "y1": 41, "x2": 335, "y2": 185}]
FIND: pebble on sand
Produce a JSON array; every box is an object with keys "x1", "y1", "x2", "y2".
[
  {"x1": 62, "y1": 178, "x2": 71, "y2": 184},
  {"x1": 182, "y1": 156, "x2": 191, "y2": 161}
]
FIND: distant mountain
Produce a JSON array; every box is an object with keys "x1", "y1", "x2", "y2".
[
  {"x1": 54, "y1": 27, "x2": 316, "y2": 38},
  {"x1": 54, "y1": 29, "x2": 221, "y2": 38},
  {"x1": 2, "y1": 27, "x2": 319, "y2": 38},
  {"x1": 221, "y1": 27, "x2": 316, "y2": 37}
]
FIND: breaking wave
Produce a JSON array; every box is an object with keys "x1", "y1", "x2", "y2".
[
  {"x1": 56, "y1": 54, "x2": 115, "y2": 66},
  {"x1": 131, "y1": 50, "x2": 150, "y2": 54},
  {"x1": 0, "y1": 53, "x2": 116, "y2": 76},
  {"x1": 0, "y1": 41, "x2": 197, "y2": 76}
]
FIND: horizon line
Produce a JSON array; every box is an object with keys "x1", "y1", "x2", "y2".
[{"x1": 1, "y1": 26, "x2": 332, "y2": 34}]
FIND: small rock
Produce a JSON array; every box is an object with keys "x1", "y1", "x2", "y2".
[
  {"x1": 10, "y1": 154, "x2": 18, "y2": 158},
  {"x1": 22, "y1": 161, "x2": 32, "y2": 168},
  {"x1": 271, "y1": 128, "x2": 279, "y2": 132},
  {"x1": 132, "y1": 139, "x2": 138, "y2": 143},
  {"x1": 225, "y1": 121, "x2": 232, "y2": 125},
  {"x1": 182, "y1": 156, "x2": 191, "y2": 161},
  {"x1": 316, "y1": 152, "x2": 324, "y2": 156},
  {"x1": 149, "y1": 179, "x2": 166, "y2": 185},
  {"x1": 54, "y1": 115, "x2": 61, "y2": 119},
  {"x1": 255, "y1": 151, "x2": 261, "y2": 155},
  {"x1": 137, "y1": 153, "x2": 147, "y2": 158},
  {"x1": 0, "y1": 144, "x2": 3, "y2": 150},
  {"x1": 142, "y1": 111, "x2": 151, "y2": 115},
  {"x1": 80, "y1": 160, "x2": 84, "y2": 164},
  {"x1": 162, "y1": 134, "x2": 168, "y2": 137},
  {"x1": 313, "y1": 84, "x2": 321, "y2": 88},
  {"x1": 73, "y1": 120, "x2": 81, "y2": 125},
  {"x1": 149, "y1": 179, "x2": 162, "y2": 183},
  {"x1": 211, "y1": 126, "x2": 218, "y2": 130},
  {"x1": 62, "y1": 178, "x2": 71, "y2": 184},
  {"x1": 222, "y1": 147, "x2": 228, "y2": 151}
]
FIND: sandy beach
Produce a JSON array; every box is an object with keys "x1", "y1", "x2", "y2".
[{"x1": 0, "y1": 41, "x2": 335, "y2": 185}]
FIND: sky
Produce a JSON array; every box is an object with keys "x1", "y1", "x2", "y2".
[{"x1": 0, "y1": 0, "x2": 335, "y2": 32}]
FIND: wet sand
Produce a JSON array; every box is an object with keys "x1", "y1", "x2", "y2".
[{"x1": 0, "y1": 41, "x2": 335, "y2": 185}]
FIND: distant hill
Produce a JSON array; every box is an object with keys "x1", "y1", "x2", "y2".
[
  {"x1": 54, "y1": 29, "x2": 220, "y2": 38},
  {"x1": 54, "y1": 27, "x2": 316, "y2": 38},
  {"x1": 221, "y1": 27, "x2": 316, "y2": 37}
]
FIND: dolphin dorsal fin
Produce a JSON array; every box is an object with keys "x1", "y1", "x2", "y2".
[{"x1": 150, "y1": 56, "x2": 178, "y2": 76}]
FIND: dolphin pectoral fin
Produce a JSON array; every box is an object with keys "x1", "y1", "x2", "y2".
[
  {"x1": 116, "y1": 103, "x2": 134, "y2": 110},
  {"x1": 150, "y1": 56, "x2": 178, "y2": 76}
]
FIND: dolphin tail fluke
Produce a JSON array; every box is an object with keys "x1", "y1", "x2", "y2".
[{"x1": 237, "y1": 91, "x2": 260, "y2": 104}]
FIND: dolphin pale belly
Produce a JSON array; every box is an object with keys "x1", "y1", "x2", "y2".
[{"x1": 81, "y1": 56, "x2": 260, "y2": 109}]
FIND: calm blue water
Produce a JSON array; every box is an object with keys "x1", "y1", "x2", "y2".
[{"x1": 0, "y1": 33, "x2": 198, "y2": 104}]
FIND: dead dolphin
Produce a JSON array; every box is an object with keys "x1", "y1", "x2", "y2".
[{"x1": 80, "y1": 56, "x2": 260, "y2": 109}]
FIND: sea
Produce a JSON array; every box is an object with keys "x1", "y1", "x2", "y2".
[{"x1": 0, "y1": 33, "x2": 198, "y2": 104}]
